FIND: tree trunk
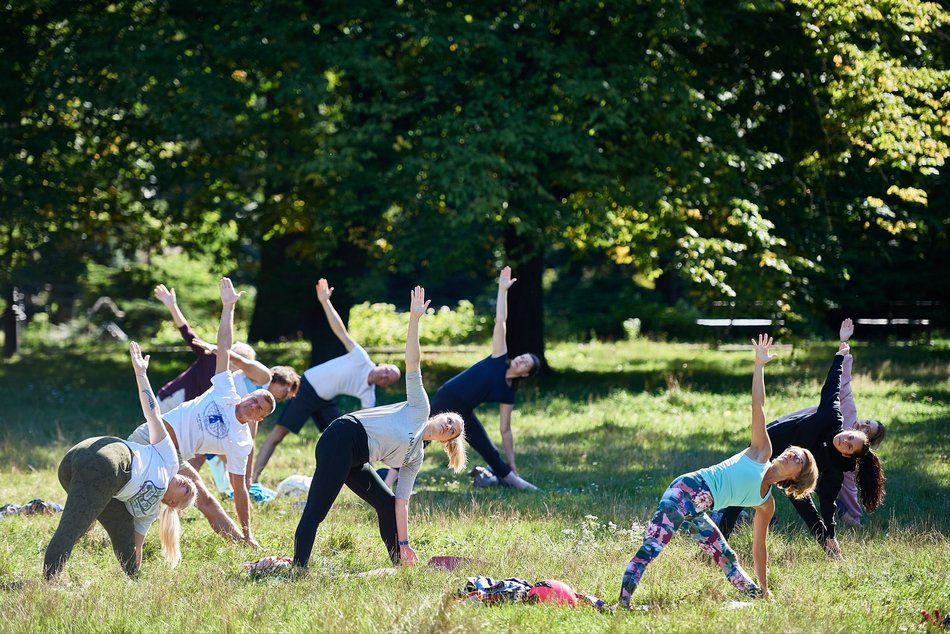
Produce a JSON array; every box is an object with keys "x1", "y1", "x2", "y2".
[
  {"x1": 2, "y1": 285, "x2": 22, "y2": 357},
  {"x1": 249, "y1": 232, "x2": 369, "y2": 368},
  {"x1": 504, "y1": 226, "x2": 546, "y2": 367}
]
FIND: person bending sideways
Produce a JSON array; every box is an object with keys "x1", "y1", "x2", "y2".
[
  {"x1": 619, "y1": 335, "x2": 818, "y2": 606},
  {"x1": 714, "y1": 321, "x2": 886, "y2": 559},
  {"x1": 252, "y1": 277, "x2": 400, "y2": 484},
  {"x1": 44, "y1": 342, "x2": 196, "y2": 579},
  {"x1": 128, "y1": 278, "x2": 274, "y2": 547},
  {"x1": 153, "y1": 283, "x2": 299, "y2": 411},
  {"x1": 292, "y1": 286, "x2": 466, "y2": 568},
  {"x1": 425, "y1": 266, "x2": 540, "y2": 491},
  {"x1": 153, "y1": 283, "x2": 299, "y2": 486}
]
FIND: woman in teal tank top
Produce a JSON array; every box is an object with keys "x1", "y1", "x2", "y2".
[{"x1": 619, "y1": 335, "x2": 819, "y2": 606}]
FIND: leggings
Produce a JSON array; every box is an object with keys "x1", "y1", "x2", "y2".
[
  {"x1": 293, "y1": 416, "x2": 398, "y2": 568},
  {"x1": 44, "y1": 437, "x2": 138, "y2": 579},
  {"x1": 620, "y1": 474, "x2": 759, "y2": 605},
  {"x1": 431, "y1": 390, "x2": 511, "y2": 479}
]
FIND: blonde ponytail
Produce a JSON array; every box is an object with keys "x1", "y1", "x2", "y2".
[
  {"x1": 444, "y1": 423, "x2": 467, "y2": 473},
  {"x1": 159, "y1": 504, "x2": 182, "y2": 568},
  {"x1": 159, "y1": 481, "x2": 196, "y2": 568}
]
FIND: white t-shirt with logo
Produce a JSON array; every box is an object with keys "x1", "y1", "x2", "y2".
[
  {"x1": 303, "y1": 344, "x2": 376, "y2": 408},
  {"x1": 162, "y1": 371, "x2": 253, "y2": 476},
  {"x1": 115, "y1": 435, "x2": 179, "y2": 535}
]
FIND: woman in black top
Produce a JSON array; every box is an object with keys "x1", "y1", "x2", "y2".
[
  {"x1": 716, "y1": 342, "x2": 885, "y2": 557},
  {"x1": 430, "y1": 266, "x2": 541, "y2": 490}
]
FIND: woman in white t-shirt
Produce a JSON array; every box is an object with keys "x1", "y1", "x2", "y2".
[{"x1": 44, "y1": 342, "x2": 197, "y2": 579}]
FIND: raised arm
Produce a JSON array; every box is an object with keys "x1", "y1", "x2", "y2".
[
  {"x1": 129, "y1": 342, "x2": 167, "y2": 445},
  {"x1": 317, "y1": 279, "x2": 356, "y2": 352},
  {"x1": 216, "y1": 277, "x2": 244, "y2": 375},
  {"x1": 405, "y1": 286, "x2": 430, "y2": 374},
  {"x1": 816, "y1": 347, "x2": 846, "y2": 416},
  {"x1": 155, "y1": 284, "x2": 208, "y2": 356},
  {"x1": 491, "y1": 266, "x2": 516, "y2": 358},
  {"x1": 226, "y1": 349, "x2": 272, "y2": 386},
  {"x1": 154, "y1": 284, "x2": 187, "y2": 328},
  {"x1": 838, "y1": 319, "x2": 858, "y2": 427},
  {"x1": 749, "y1": 334, "x2": 775, "y2": 458}
]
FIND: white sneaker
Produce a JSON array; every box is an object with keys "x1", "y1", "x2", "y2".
[{"x1": 501, "y1": 472, "x2": 539, "y2": 491}]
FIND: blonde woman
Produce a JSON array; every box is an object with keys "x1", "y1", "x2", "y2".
[
  {"x1": 44, "y1": 342, "x2": 197, "y2": 579},
  {"x1": 293, "y1": 287, "x2": 466, "y2": 568},
  {"x1": 619, "y1": 335, "x2": 818, "y2": 605}
]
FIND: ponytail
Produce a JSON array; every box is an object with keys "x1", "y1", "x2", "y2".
[
  {"x1": 159, "y1": 505, "x2": 183, "y2": 568},
  {"x1": 856, "y1": 450, "x2": 885, "y2": 511},
  {"x1": 159, "y1": 480, "x2": 197, "y2": 568},
  {"x1": 444, "y1": 417, "x2": 467, "y2": 473}
]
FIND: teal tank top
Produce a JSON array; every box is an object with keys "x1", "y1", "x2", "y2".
[{"x1": 694, "y1": 452, "x2": 772, "y2": 510}]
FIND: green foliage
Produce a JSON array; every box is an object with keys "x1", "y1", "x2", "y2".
[
  {"x1": 349, "y1": 300, "x2": 491, "y2": 347},
  {"x1": 1, "y1": 0, "x2": 946, "y2": 350}
]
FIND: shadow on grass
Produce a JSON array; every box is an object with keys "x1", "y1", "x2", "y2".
[{"x1": 2, "y1": 344, "x2": 947, "y2": 537}]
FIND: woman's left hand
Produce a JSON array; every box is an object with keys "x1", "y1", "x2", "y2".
[
  {"x1": 399, "y1": 544, "x2": 417, "y2": 565},
  {"x1": 498, "y1": 266, "x2": 517, "y2": 291},
  {"x1": 409, "y1": 286, "x2": 430, "y2": 319},
  {"x1": 129, "y1": 341, "x2": 149, "y2": 374}
]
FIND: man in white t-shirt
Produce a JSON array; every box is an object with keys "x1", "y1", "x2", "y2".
[
  {"x1": 130, "y1": 278, "x2": 275, "y2": 546},
  {"x1": 251, "y1": 278, "x2": 400, "y2": 483}
]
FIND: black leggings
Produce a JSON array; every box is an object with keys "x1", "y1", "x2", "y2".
[
  {"x1": 292, "y1": 416, "x2": 398, "y2": 568},
  {"x1": 714, "y1": 506, "x2": 744, "y2": 539},
  {"x1": 430, "y1": 390, "x2": 512, "y2": 479}
]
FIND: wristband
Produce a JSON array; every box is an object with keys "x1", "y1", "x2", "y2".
[{"x1": 398, "y1": 539, "x2": 410, "y2": 546}]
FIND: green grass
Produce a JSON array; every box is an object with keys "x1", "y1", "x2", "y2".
[{"x1": 0, "y1": 339, "x2": 947, "y2": 633}]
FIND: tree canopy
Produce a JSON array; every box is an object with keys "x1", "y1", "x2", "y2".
[{"x1": 2, "y1": 0, "x2": 946, "y2": 354}]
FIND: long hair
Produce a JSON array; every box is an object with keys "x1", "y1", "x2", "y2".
[
  {"x1": 441, "y1": 414, "x2": 467, "y2": 473},
  {"x1": 856, "y1": 450, "x2": 886, "y2": 511},
  {"x1": 159, "y1": 485, "x2": 197, "y2": 568},
  {"x1": 778, "y1": 447, "x2": 819, "y2": 499}
]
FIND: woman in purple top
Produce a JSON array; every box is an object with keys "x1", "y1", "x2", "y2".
[{"x1": 429, "y1": 266, "x2": 541, "y2": 490}]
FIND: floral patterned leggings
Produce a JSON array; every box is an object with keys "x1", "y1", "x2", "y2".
[{"x1": 620, "y1": 474, "x2": 760, "y2": 605}]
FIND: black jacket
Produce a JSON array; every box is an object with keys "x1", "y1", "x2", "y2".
[{"x1": 767, "y1": 352, "x2": 855, "y2": 541}]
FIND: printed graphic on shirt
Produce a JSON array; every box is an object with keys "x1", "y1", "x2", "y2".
[
  {"x1": 202, "y1": 401, "x2": 229, "y2": 438},
  {"x1": 128, "y1": 480, "x2": 162, "y2": 516},
  {"x1": 402, "y1": 432, "x2": 420, "y2": 465}
]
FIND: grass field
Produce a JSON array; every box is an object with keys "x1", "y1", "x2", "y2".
[{"x1": 0, "y1": 338, "x2": 947, "y2": 633}]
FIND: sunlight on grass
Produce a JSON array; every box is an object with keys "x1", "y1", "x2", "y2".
[{"x1": 0, "y1": 340, "x2": 947, "y2": 632}]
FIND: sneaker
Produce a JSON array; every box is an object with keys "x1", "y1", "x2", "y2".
[
  {"x1": 469, "y1": 466, "x2": 499, "y2": 488},
  {"x1": 839, "y1": 511, "x2": 862, "y2": 528}
]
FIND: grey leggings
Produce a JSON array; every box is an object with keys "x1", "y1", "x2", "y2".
[{"x1": 44, "y1": 437, "x2": 138, "y2": 579}]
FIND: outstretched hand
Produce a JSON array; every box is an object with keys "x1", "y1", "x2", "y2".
[
  {"x1": 219, "y1": 277, "x2": 245, "y2": 306},
  {"x1": 751, "y1": 333, "x2": 775, "y2": 365},
  {"x1": 409, "y1": 286, "x2": 430, "y2": 318},
  {"x1": 839, "y1": 318, "x2": 854, "y2": 342},
  {"x1": 498, "y1": 266, "x2": 517, "y2": 291},
  {"x1": 154, "y1": 284, "x2": 176, "y2": 307},
  {"x1": 129, "y1": 341, "x2": 149, "y2": 375},
  {"x1": 316, "y1": 278, "x2": 333, "y2": 303}
]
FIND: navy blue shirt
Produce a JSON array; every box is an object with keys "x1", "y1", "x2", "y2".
[{"x1": 439, "y1": 355, "x2": 516, "y2": 408}]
